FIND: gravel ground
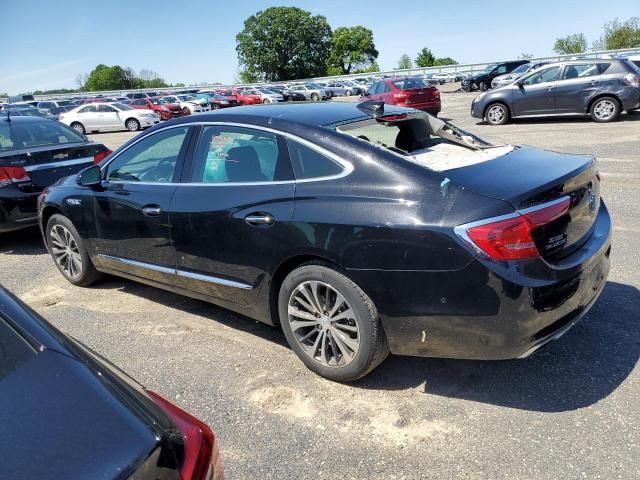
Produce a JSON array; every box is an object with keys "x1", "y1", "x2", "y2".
[{"x1": 2, "y1": 90, "x2": 639, "y2": 479}]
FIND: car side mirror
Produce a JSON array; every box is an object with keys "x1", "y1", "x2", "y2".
[{"x1": 77, "y1": 165, "x2": 102, "y2": 188}]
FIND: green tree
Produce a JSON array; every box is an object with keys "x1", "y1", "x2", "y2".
[
  {"x1": 593, "y1": 17, "x2": 640, "y2": 50},
  {"x1": 553, "y1": 33, "x2": 587, "y2": 55},
  {"x1": 353, "y1": 62, "x2": 380, "y2": 74},
  {"x1": 415, "y1": 47, "x2": 435, "y2": 67},
  {"x1": 84, "y1": 64, "x2": 135, "y2": 91},
  {"x1": 236, "y1": 6, "x2": 332, "y2": 81},
  {"x1": 397, "y1": 54, "x2": 412, "y2": 70},
  {"x1": 433, "y1": 57, "x2": 458, "y2": 66},
  {"x1": 327, "y1": 26, "x2": 378, "y2": 75}
]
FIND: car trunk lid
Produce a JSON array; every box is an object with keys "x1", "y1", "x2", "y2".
[
  {"x1": 446, "y1": 146, "x2": 600, "y2": 260},
  {"x1": 0, "y1": 143, "x2": 106, "y2": 191},
  {"x1": 399, "y1": 86, "x2": 438, "y2": 104}
]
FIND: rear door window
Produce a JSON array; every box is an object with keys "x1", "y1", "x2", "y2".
[
  {"x1": 561, "y1": 63, "x2": 600, "y2": 80},
  {"x1": 79, "y1": 105, "x2": 96, "y2": 113},
  {"x1": 190, "y1": 126, "x2": 292, "y2": 183}
]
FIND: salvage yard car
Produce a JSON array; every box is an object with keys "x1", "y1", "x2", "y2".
[
  {"x1": 1, "y1": 115, "x2": 111, "y2": 233},
  {"x1": 361, "y1": 77, "x2": 441, "y2": 116},
  {"x1": 472, "y1": 58, "x2": 640, "y2": 125},
  {"x1": 39, "y1": 102, "x2": 611, "y2": 382},
  {"x1": 60, "y1": 102, "x2": 160, "y2": 133},
  {"x1": 0, "y1": 285, "x2": 223, "y2": 479}
]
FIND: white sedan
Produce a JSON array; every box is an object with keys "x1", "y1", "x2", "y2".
[
  {"x1": 59, "y1": 102, "x2": 160, "y2": 134},
  {"x1": 161, "y1": 95, "x2": 210, "y2": 114}
]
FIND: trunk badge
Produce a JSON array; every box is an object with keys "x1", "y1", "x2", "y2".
[{"x1": 53, "y1": 153, "x2": 69, "y2": 160}]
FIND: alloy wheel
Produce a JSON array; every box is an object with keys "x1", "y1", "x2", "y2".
[
  {"x1": 487, "y1": 105, "x2": 506, "y2": 124},
  {"x1": 593, "y1": 100, "x2": 615, "y2": 121},
  {"x1": 287, "y1": 281, "x2": 360, "y2": 367},
  {"x1": 50, "y1": 224, "x2": 83, "y2": 279}
]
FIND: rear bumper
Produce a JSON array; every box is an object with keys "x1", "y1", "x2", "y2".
[
  {"x1": 398, "y1": 100, "x2": 441, "y2": 114},
  {"x1": 348, "y1": 202, "x2": 612, "y2": 360},
  {"x1": 0, "y1": 189, "x2": 39, "y2": 233}
]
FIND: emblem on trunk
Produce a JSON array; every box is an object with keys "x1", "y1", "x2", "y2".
[
  {"x1": 588, "y1": 189, "x2": 596, "y2": 214},
  {"x1": 53, "y1": 152, "x2": 69, "y2": 160}
]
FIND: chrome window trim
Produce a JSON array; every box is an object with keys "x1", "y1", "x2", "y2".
[
  {"x1": 97, "y1": 254, "x2": 253, "y2": 290},
  {"x1": 23, "y1": 157, "x2": 93, "y2": 172},
  {"x1": 100, "y1": 121, "x2": 354, "y2": 186},
  {"x1": 454, "y1": 195, "x2": 571, "y2": 258}
]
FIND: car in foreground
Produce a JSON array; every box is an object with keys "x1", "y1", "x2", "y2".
[
  {"x1": 129, "y1": 97, "x2": 188, "y2": 120},
  {"x1": 0, "y1": 285, "x2": 223, "y2": 479},
  {"x1": 361, "y1": 77, "x2": 441, "y2": 115},
  {"x1": 491, "y1": 62, "x2": 550, "y2": 89},
  {"x1": 39, "y1": 102, "x2": 611, "y2": 382},
  {"x1": 472, "y1": 58, "x2": 640, "y2": 125},
  {"x1": 462, "y1": 60, "x2": 529, "y2": 91},
  {"x1": 60, "y1": 102, "x2": 160, "y2": 134},
  {"x1": 0, "y1": 115, "x2": 111, "y2": 233}
]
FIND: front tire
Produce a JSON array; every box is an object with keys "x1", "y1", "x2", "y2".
[
  {"x1": 70, "y1": 122, "x2": 85, "y2": 135},
  {"x1": 125, "y1": 118, "x2": 140, "y2": 131},
  {"x1": 590, "y1": 96, "x2": 620, "y2": 122},
  {"x1": 278, "y1": 264, "x2": 389, "y2": 382},
  {"x1": 311, "y1": 93, "x2": 319, "y2": 102},
  {"x1": 485, "y1": 102, "x2": 510, "y2": 125},
  {"x1": 46, "y1": 214, "x2": 102, "y2": 287},
  {"x1": 479, "y1": 81, "x2": 489, "y2": 91}
]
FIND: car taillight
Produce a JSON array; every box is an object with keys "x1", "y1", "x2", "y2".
[
  {"x1": 146, "y1": 390, "x2": 223, "y2": 480},
  {"x1": 393, "y1": 92, "x2": 409, "y2": 99},
  {"x1": 623, "y1": 73, "x2": 640, "y2": 88},
  {"x1": 93, "y1": 149, "x2": 112, "y2": 165},
  {"x1": 455, "y1": 197, "x2": 571, "y2": 261},
  {"x1": 0, "y1": 166, "x2": 30, "y2": 188}
]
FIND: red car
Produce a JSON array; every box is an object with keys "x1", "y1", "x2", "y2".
[
  {"x1": 128, "y1": 97, "x2": 189, "y2": 120},
  {"x1": 231, "y1": 89, "x2": 262, "y2": 105},
  {"x1": 361, "y1": 77, "x2": 441, "y2": 116}
]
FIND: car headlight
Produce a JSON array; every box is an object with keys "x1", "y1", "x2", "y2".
[
  {"x1": 220, "y1": 101, "x2": 229, "y2": 105},
  {"x1": 162, "y1": 107, "x2": 170, "y2": 111},
  {"x1": 476, "y1": 93, "x2": 487, "y2": 102},
  {"x1": 144, "y1": 113, "x2": 156, "y2": 118}
]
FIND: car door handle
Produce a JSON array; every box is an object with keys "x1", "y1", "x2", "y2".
[
  {"x1": 142, "y1": 205, "x2": 162, "y2": 217},
  {"x1": 245, "y1": 213, "x2": 274, "y2": 226}
]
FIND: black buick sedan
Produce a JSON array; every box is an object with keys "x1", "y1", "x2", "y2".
[
  {"x1": 0, "y1": 285, "x2": 222, "y2": 479},
  {"x1": 38, "y1": 102, "x2": 611, "y2": 381}
]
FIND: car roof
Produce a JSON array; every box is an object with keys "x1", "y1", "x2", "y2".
[
  {"x1": 0, "y1": 115, "x2": 51, "y2": 124},
  {"x1": 170, "y1": 102, "x2": 409, "y2": 128}
]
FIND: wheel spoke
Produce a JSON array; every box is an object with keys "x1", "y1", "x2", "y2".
[
  {"x1": 330, "y1": 329, "x2": 354, "y2": 362},
  {"x1": 297, "y1": 286, "x2": 321, "y2": 315},
  {"x1": 288, "y1": 306, "x2": 320, "y2": 323},
  {"x1": 309, "y1": 282, "x2": 324, "y2": 314},
  {"x1": 292, "y1": 293, "x2": 317, "y2": 315},
  {"x1": 328, "y1": 293, "x2": 345, "y2": 318},
  {"x1": 319, "y1": 329, "x2": 329, "y2": 365},
  {"x1": 333, "y1": 322, "x2": 358, "y2": 333},
  {"x1": 298, "y1": 327, "x2": 319, "y2": 343},
  {"x1": 331, "y1": 328, "x2": 359, "y2": 352},
  {"x1": 331, "y1": 308, "x2": 354, "y2": 322}
]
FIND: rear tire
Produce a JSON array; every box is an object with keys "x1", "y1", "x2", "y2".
[
  {"x1": 46, "y1": 214, "x2": 102, "y2": 287},
  {"x1": 125, "y1": 118, "x2": 140, "y2": 131},
  {"x1": 311, "y1": 93, "x2": 319, "y2": 102},
  {"x1": 590, "y1": 96, "x2": 620, "y2": 122},
  {"x1": 479, "y1": 81, "x2": 489, "y2": 91},
  {"x1": 70, "y1": 122, "x2": 85, "y2": 135},
  {"x1": 485, "y1": 102, "x2": 510, "y2": 125},
  {"x1": 278, "y1": 263, "x2": 389, "y2": 382}
]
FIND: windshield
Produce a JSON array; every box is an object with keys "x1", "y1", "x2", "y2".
[
  {"x1": 511, "y1": 64, "x2": 531, "y2": 75},
  {"x1": 218, "y1": 90, "x2": 234, "y2": 96},
  {"x1": 112, "y1": 103, "x2": 133, "y2": 111},
  {"x1": 0, "y1": 118, "x2": 86, "y2": 151},
  {"x1": 482, "y1": 64, "x2": 498, "y2": 73},
  {"x1": 179, "y1": 95, "x2": 195, "y2": 101},
  {"x1": 258, "y1": 89, "x2": 274, "y2": 94},
  {"x1": 163, "y1": 96, "x2": 179, "y2": 103}
]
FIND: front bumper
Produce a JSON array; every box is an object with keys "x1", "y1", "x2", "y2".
[
  {"x1": 0, "y1": 189, "x2": 39, "y2": 233},
  {"x1": 348, "y1": 202, "x2": 612, "y2": 360}
]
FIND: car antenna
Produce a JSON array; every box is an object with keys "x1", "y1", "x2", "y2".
[{"x1": 357, "y1": 99, "x2": 385, "y2": 118}]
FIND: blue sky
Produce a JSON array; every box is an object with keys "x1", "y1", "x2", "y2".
[{"x1": 2, "y1": 0, "x2": 638, "y2": 93}]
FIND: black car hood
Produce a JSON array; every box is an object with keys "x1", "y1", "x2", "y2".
[
  {"x1": 444, "y1": 145, "x2": 594, "y2": 208},
  {"x1": 0, "y1": 349, "x2": 158, "y2": 479}
]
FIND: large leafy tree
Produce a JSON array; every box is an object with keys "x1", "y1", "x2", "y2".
[
  {"x1": 593, "y1": 17, "x2": 640, "y2": 50},
  {"x1": 236, "y1": 7, "x2": 332, "y2": 81},
  {"x1": 553, "y1": 34, "x2": 587, "y2": 55},
  {"x1": 433, "y1": 57, "x2": 458, "y2": 66},
  {"x1": 84, "y1": 64, "x2": 135, "y2": 91},
  {"x1": 327, "y1": 26, "x2": 378, "y2": 75},
  {"x1": 397, "y1": 54, "x2": 412, "y2": 70},
  {"x1": 415, "y1": 47, "x2": 435, "y2": 67}
]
